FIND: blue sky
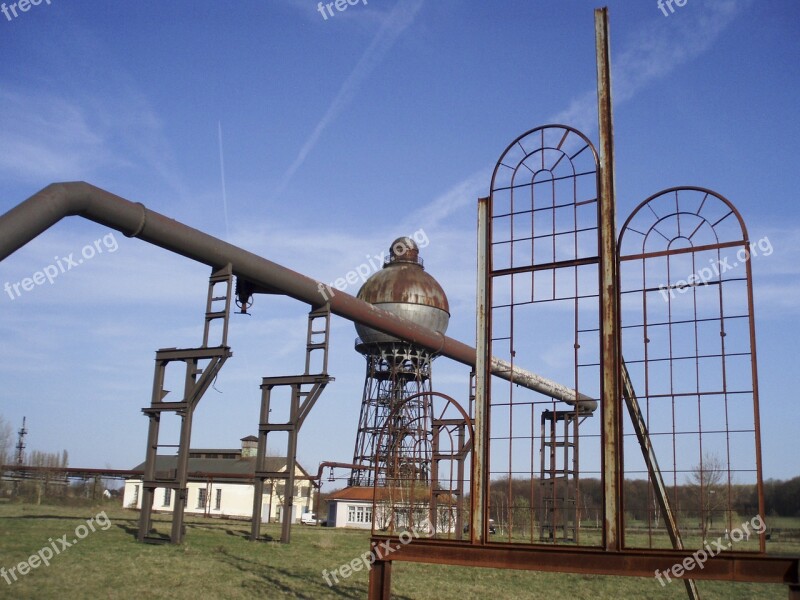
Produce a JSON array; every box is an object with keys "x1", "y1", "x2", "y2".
[{"x1": 0, "y1": 0, "x2": 798, "y2": 481}]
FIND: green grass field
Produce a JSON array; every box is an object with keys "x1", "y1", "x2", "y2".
[{"x1": 0, "y1": 503, "x2": 796, "y2": 599}]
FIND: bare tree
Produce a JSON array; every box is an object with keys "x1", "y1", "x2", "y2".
[
  {"x1": 689, "y1": 453, "x2": 726, "y2": 541},
  {"x1": 0, "y1": 415, "x2": 12, "y2": 465},
  {"x1": 28, "y1": 449, "x2": 68, "y2": 504}
]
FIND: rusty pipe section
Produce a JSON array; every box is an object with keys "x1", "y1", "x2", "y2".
[
  {"x1": 0, "y1": 182, "x2": 596, "y2": 412},
  {"x1": 309, "y1": 461, "x2": 371, "y2": 482},
  {"x1": 489, "y1": 357, "x2": 596, "y2": 412}
]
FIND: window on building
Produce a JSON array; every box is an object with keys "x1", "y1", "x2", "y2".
[
  {"x1": 163, "y1": 488, "x2": 171, "y2": 507},
  {"x1": 197, "y1": 488, "x2": 207, "y2": 509},
  {"x1": 347, "y1": 505, "x2": 372, "y2": 524},
  {"x1": 215, "y1": 488, "x2": 222, "y2": 510},
  {"x1": 133, "y1": 485, "x2": 139, "y2": 505}
]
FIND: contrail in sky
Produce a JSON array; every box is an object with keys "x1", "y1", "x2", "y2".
[
  {"x1": 274, "y1": 0, "x2": 425, "y2": 199},
  {"x1": 218, "y1": 121, "x2": 230, "y2": 240}
]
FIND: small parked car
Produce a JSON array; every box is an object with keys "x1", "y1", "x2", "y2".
[
  {"x1": 463, "y1": 519, "x2": 496, "y2": 534},
  {"x1": 300, "y1": 513, "x2": 318, "y2": 525}
]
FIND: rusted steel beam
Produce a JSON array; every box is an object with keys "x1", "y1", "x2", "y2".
[
  {"x1": 0, "y1": 464, "x2": 329, "y2": 482},
  {"x1": 368, "y1": 550, "x2": 393, "y2": 600},
  {"x1": 368, "y1": 537, "x2": 799, "y2": 585},
  {"x1": 0, "y1": 182, "x2": 589, "y2": 405},
  {"x1": 1, "y1": 465, "x2": 260, "y2": 480},
  {"x1": 310, "y1": 461, "x2": 370, "y2": 481},
  {"x1": 595, "y1": 6, "x2": 624, "y2": 554},
  {"x1": 2, "y1": 465, "x2": 142, "y2": 477}
]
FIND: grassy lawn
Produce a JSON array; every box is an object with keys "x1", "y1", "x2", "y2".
[{"x1": 0, "y1": 503, "x2": 795, "y2": 599}]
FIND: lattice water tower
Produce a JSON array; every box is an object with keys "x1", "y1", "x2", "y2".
[{"x1": 349, "y1": 237, "x2": 450, "y2": 487}]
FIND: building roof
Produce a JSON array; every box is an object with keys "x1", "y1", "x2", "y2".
[
  {"x1": 328, "y1": 486, "x2": 456, "y2": 503},
  {"x1": 328, "y1": 486, "x2": 377, "y2": 501},
  {"x1": 127, "y1": 455, "x2": 314, "y2": 482},
  {"x1": 240, "y1": 435, "x2": 258, "y2": 442},
  {"x1": 187, "y1": 449, "x2": 240, "y2": 458}
]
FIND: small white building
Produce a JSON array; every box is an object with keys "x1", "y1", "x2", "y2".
[
  {"x1": 326, "y1": 486, "x2": 375, "y2": 529},
  {"x1": 326, "y1": 486, "x2": 456, "y2": 532},
  {"x1": 123, "y1": 436, "x2": 317, "y2": 523}
]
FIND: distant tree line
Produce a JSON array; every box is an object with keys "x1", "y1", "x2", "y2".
[
  {"x1": 0, "y1": 414, "x2": 78, "y2": 503},
  {"x1": 0, "y1": 415, "x2": 12, "y2": 465},
  {"x1": 763, "y1": 478, "x2": 800, "y2": 517},
  {"x1": 486, "y1": 474, "x2": 800, "y2": 530}
]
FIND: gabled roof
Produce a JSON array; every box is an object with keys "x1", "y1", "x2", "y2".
[
  {"x1": 187, "y1": 450, "x2": 241, "y2": 460},
  {"x1": 328, "y1": 486, "x2": 456, "y2": 503},
  {"x1": 128, "y1": 456, "x2": 289, "y2": 480},
  {"x1": 328, "y1": 486, "x2": 376, "y2": 501}
]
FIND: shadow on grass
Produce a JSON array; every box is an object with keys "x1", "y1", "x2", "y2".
[
  {"x1": 1, "y1": 514, "x2": 115, "y2": 522},
  {"x1": 117, "y1": 522, "x2": 140, "y2": 540},
  {"x1": 215, "y1": 546, "x2": 414, "y2": 600},
  {"x1": 113, "y1": 520, "x2": 275, "y2": 543},
  {"x1": 185, "y1": 521, "x2": 262, "y2": 540}
]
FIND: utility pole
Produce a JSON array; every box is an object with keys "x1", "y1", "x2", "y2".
[
  {"x1": 13, "y1": 416, "x2": 27, "y2": 495},
  {"x1": 15, "y1": 416, "x2": 26, "y2": 465}
]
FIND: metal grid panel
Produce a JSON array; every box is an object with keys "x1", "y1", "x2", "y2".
[
  {"x1": 370, "y1": 392, "x2": 473, "y2": 541},
  {"x1": 486, "y1": 125, "x2": 603, "y2": 545},
  {"x1": 618, "y1": 186, "x2": 765, "y2": 552}
]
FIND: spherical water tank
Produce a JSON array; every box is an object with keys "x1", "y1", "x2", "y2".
[{"x1": 354, "y1": 237, "x2": 450, "y2": 348}]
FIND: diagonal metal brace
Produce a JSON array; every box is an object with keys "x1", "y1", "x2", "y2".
[{"x1": 622, "y1": 360, "x2": 699, "y2": 600}]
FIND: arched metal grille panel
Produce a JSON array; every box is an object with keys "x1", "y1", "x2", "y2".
[
  {"x1": 619, "y1": 186, "x2": 765, "y2": 551},
  {"x1": 486, "y1": 125, "x2": 603, "y2": 545},
  {"x1": 370, "y1": 392, "x2": 473, "y2": 541}
]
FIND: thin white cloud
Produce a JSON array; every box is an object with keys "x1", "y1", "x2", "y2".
[
  {"x1": 0, "y1": 74, "x2": 186, "y2": 197},
  {"x1": 552, "y1": 0, "x2": 752, "y2": 134},
  {"x1": 274, "y1": 0, "x2": 425, "y2": 198},
  {"x1": 0, "y1": 90, "x2": 111, "y2": 182},
  {"x1": 414, "y1": 0, "x2": 751, "y2": 229},
  {"x1": 406, "y1": 167, "x2": 492, "y2": 231}
]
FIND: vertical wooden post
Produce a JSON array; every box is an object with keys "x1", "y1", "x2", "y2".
[
  {"x1": 472, "y1": 196, "x2": 490, "y2": 544},
  {"x1": 595, "y1": 7, "x2": 624, "y2": 552}
]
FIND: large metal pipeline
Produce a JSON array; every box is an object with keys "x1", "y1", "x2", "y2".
[{"x1": 0, "y1": 182, "x2": 596, "y2": 413}]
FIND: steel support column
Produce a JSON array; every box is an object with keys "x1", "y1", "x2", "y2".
[
  {"x1": 368, "y1": 552, "x2": 393, "y2": 600},
  {"x1": 137, "y1": 265, "x2": 233, "y2": 544},
  {"x1": 595, "y1": 6, "x2": 624, "y2": 553},
  {"x1": 473, "y1": 196, "x2": 490, "y2": 545},
  {"x1": 251, "y1": 306, "x2": 332, "y2": 543}
]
